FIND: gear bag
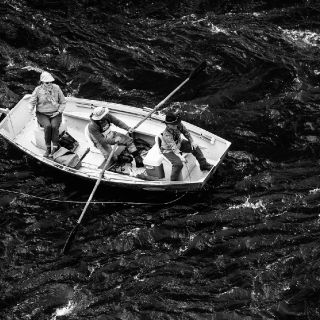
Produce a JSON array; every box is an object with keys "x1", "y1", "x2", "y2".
[
  {"x1": 52, "y1": 147, "x2": 82, "y2": 169},
  {"x1": 59, "y1": 131, "x2": 79, "y2": 152}
]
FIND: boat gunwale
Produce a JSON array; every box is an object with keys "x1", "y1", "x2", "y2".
[{"x1": 65, "y1": 97, "x2": 231, "y2": 148}]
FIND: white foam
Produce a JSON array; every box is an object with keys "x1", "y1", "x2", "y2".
[
  {"x1": 208, "y1": 23, "x2": 229, "y2": 35},
  {"x1": 228, "y1": 197, "x2": 266, "y2": 210},
  {"x1": 310, "y1": 188, "x2": 320, "y2": 194},
  {"x1": 280, "y1": 27, "x2": 320, "y2": 47},
  {"x1": 51, "y1": 301, "x2": 76, "y2": 320}
]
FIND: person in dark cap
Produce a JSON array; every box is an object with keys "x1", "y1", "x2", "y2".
[
  {"x1": 160, "y1": 112, "x2": 212, "y2": 181},
  {"x1": 88, "y1": 106, "x2": 144, "y2": 168}
]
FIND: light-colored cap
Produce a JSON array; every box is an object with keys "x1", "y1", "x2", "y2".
[
  {"x1": 40, "y1": 71, "x2": 55, "y2": 83},
  {"x1": 91, "y1": 106, "x2": 109, "y2": 120}
]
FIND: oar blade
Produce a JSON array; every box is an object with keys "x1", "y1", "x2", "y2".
[
  {"x1": 188, "y1": 61, "x2": 207, "y2": 80},
  {"x1": 62, "y1": 223, "x2": 80, "y2": 254}
]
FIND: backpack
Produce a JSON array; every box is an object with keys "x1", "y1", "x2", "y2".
[
  {"x1": 59, "y1": 131, "x2": 79, "y2": 152},
  {"x1": 52, "y1": 147, "x2": 82, "y2": 169}
]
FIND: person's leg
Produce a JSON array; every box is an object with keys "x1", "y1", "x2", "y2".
[
  {"x1": 90, "y1": 134, "x2": 113, "y2": 159},
  {"x1": 163, "y1": 151, "x2": 183, "y2": 181},
  {"x1": 180, "y1": 139, "x2": 192, "y2": 153},
  {"x1": 36, "y1": 112, "x2": 52, "y2": 157},
  {"x1": 89, "y1": 134, "x2": 113, "y2": 169},
  {"x1": 108, "y1": 132, "x2": 144, "y2": 167},
  {"x1": 106, "y1": 132, "x2": 136, "y2": 151},
  {"x1": 192, "y1": 146, "x2": 212, "y2": 171},
  {"x1": 180, "y1": 139, "x2": 212, "y2": 171},
  {"x1": 50, "y1": 113, "x2": 62, "y2": 153}
]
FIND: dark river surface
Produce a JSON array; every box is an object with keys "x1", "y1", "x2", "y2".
[{"x1": 1, "y1": 1, "x2": 320, "y2": 319}]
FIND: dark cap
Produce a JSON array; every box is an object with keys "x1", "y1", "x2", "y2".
[{"x1": 165, "y1": 112, "x2": 180, "y2": 125}]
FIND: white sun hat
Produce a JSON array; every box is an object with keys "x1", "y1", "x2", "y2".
[
  {"x1": 91, "y1": 106, "x2": 109, "y2": 120},
  {"x1": 40, "y1": 71, "x2": 55, "y2": 83}
]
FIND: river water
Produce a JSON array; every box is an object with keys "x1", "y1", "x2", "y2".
[{"x1": 0, "y1": 1, "x2": 320, "y2": 319}]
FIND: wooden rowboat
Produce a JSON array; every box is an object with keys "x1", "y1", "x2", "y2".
[{"x1": 0, "y1": 95, "x2": 231, "y2": 193}]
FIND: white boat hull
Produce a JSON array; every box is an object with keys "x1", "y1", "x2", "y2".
[{"x1": 0, "y1": 95, "x2": 231, "y2": 193}]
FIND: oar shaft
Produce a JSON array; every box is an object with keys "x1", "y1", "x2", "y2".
[
  {"x1": 132, "y1": 77, "x2": 189, "y2": 130},
  {"x1": 62, "y1": 145, "x2": 118, "y2": 253},
  {"x1": 132, "y1": 61, "x2": 206, "y2": 131},
  {"x1": 76, "y1": 145, "x2": 116, "y2": 224}
]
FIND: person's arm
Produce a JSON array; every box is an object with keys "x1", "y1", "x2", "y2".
[
  {"x1": 108, "y1": 114, "x2": 130, "y2": 131},
  {"x1": 179, "y1": 123, "x2": 194, "y2": 144},
  {"x1": 28, "y1": 87, "x2": 39, "y2": 112},
  {"x1": 180, "y1": 123, "x2": 197, "y2": 149},
  {"x1": 57, "y1": 86, "x2": 66, "y2": 113},
  {"x1": 88, "y1": 122, "x2": 110, "y2": 150}
]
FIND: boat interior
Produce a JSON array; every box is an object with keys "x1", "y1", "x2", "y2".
[{"x1": 0, "y1": 95, "x2": 231, "y2": 187}]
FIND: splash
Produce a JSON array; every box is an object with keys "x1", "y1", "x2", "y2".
[
  {"x1": 228, "y1": 197, "x2": 266, "y2": 210},
  {"x1": 207, "y1": 23, "x2": 229, "y2": 35},
  {"x1": 51, "y1": 301, "x2": 76, "y2": 320},
  {"x1": 88, "y1": 262, "x2": 101, "y2": 278},
  {"x1": 280, "y1": 27, "x2": 320, "y2": 47}
]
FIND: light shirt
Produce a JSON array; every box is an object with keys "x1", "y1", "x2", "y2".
[{"x1": 29, "y1": 83, "x2": 66, "y2": 114}]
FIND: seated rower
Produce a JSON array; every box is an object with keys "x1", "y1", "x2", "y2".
[
  {"x1": 88, "y1": 106, "x2": 144, "y2": 167},
  {"x1": 160, "y1": 112, "x2": 212, "y2": 181}
]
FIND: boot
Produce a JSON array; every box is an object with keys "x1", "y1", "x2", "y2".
[
  {"x1": 51, "y1": 145, "x2": 59, "y2": 156},
  {"x1": 118, "y1": 153, "x2": 133, "y2": 164},
  {"x1": 132, "y1": 150, "x2": 144, "y2": 168},
  {"x1": 192, "y1": 146, "x2": 212, "y2": 171},
  {"x1": 199, "y1": 161, "x2": 213, "y2": 171},
  {"x1": 44, "y1": 146, "x2": 51, "y2": 158},
  {"x1": 134, "y1": 155, "x2": 144, "y2": 168}
]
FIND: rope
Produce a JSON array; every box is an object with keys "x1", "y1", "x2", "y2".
[{"x1": 0, "y1": 187, "x2": 187, "y2": 206}]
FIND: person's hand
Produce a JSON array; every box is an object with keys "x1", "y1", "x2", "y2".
[
  {"x1": 28, "y1": 105, "x2": 34, "y2": 114},
  {"x1": 174, "y1": 149, "x2": 186, "y2": 162},
  {"x1": 178, "y1": 153, "x2": 186, "y2": 162},
  {"x1": 50, "y1": 111, "x2": 60, "y2": 118},
  {"x1": 191, "y1": 142, "x2": 198, "y2": 150},
  {"x1": 127, "y1": 127, "x2": 135, "y2": 136}
]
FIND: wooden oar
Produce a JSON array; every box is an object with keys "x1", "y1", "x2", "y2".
[
  {"x1": 132, "y1": 61, "x2": 207, "y2": 130},
  {"x1": 62, "y1": 144, "x2": 118, "y2": 254}
]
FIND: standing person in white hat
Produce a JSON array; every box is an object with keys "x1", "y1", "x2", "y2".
[
  {"x1": 29, "y1": 71, "x2": 66, "y2": 157},
  {"x1": 88, "y1": 106, "x2": 144, "y2": 168}
]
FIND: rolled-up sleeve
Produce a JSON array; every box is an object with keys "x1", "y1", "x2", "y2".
[{"x1": 109, "y1": 114, "x2": 130, "y2": 131}]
